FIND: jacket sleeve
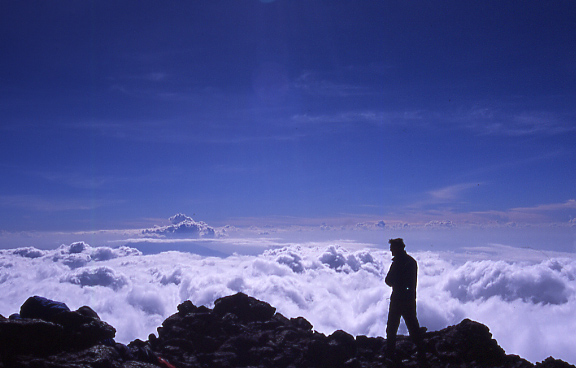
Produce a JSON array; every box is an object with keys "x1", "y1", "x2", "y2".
[{"x1": 385, "y1": 261, "x2": 397, "y2": 287}]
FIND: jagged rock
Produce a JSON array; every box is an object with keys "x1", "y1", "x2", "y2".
[
  {"x1": 290, "y1": 316, "x2": 313, "y2": 331},
  {"x1": 212, "y1": 292, "x2": 276, "y2": 322},
  {"x1": 147, "y1": 293, "x2": 575, "y2": 368},
  {"x1": 122, "y1": 363, "x2": 160, "y2": 368},
  {"x1": 177, "y1": 300, "x2": 197, "y2": 316},
  {"x1": 425, "y1": 318, "x2": 507, "y2": 365},
  {"x1": 0, "y1": 312, "x2": 115, "y2": 358},
  {"x1": 0, "y1": 318, "x2": 66, "y2": 357},
  {"x1": 1, "y1": 292, "x2": 575, "y2": 368},
  {"x1": 52, "y1": 310, "x2": 117, "y2": 350},
  {"x1": 20, "y1": 345, "x2": 122, "y2": 368},
  {"x1": 536, "y1": 357, "x2": 576, "y2": 368}
]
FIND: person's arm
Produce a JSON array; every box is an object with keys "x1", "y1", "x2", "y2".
[{"x1": 385, "y1": 260, "x2": 397, "y2": 287}]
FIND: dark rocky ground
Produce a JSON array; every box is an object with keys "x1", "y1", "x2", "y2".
[{"x1": 1, "y1": 292, "x2": 574, "y2": 368}]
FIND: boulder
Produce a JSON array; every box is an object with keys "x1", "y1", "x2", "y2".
[
  {"x1": 213, "y1": 292, "x2": 276, "y2": 322},
  {"x1": 426, "y1": 318, "x2": 507, "y2": 365}
]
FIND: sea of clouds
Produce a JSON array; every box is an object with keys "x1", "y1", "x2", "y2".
[{"x1": 1, "y1": 234, "x2": 575, "y2": 364}]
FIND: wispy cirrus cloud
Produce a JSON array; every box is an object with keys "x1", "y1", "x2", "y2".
[
  {"x1": 128, "y1": 71, "x2": 169, "y2": 82},
  {"x1": 290, "y1": 105, "x2": 576, "y2": 138},
  {"x1": 291, "y1": 110, "x2": 424, "y2": 127},
  {"x1": 511, "y1": 199, "x2": 576, "y2": 212},
  {"x1": 378, "y1": 180, "x2": 576, "y2": 227},
  {"x1": 428, "y1": 183, "x2": 481, "y2": 202},
  {"x1": 414, "y1": 199, "x2": 576, "y2": 227},
  {"x1": 448, "y1": 107, "x2": 576, "y2": 137},
  {"x1": 29, "y1": 170, "x2": 120, "y2": 190},
  {"x1": 293, "y1": 71, "x2": 371, "y2": 97},
  {"x1": 0, "y1": 195, "x2": 122, "y2": 212},
  {"x1": 393, "y1": 183, "x2": 482, "y2": 217},
  {"x1": 66, "y1": 113, "x2": 306, "y2": 144},
  {"x1": 471, "y1": 199, "x2": 576, "y2": 224},
  {"x1": 67, "y1": 119, "x2": 195, "y2": 143}
]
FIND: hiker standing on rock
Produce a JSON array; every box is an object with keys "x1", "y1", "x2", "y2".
[{"x1": 385, "y1": 238, "x2": 425, "y2": 363}]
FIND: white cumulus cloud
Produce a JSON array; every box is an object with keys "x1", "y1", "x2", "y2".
[
  {"x1": 63, "y1": 266, "x2": 128, "y2": 291},
  {"x1": 142, "y1": 213, "x2": 216, "y2": 238}
]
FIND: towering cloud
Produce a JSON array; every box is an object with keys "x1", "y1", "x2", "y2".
[{"x1": 142, "y1": 214, "x2": 216, "y2": 238}]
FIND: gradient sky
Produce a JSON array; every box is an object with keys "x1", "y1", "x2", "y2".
[{"x1": 1, "y1": 0, "x2": 575, "y2": 232}]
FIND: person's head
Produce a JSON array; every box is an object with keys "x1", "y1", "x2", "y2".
[{"x1": 388, "y1": 238, "x2": 406, "y2": 256}]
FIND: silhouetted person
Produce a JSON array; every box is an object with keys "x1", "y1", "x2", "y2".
[{"x1": 385, "y1": 238, "x2": 425, "y2": 363}]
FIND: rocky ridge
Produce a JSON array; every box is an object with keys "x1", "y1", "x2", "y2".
[{"x1": 0, "y1": 292, "x2": 574, "y2": 368}]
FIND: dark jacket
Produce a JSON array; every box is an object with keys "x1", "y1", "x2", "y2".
[{"x1": 385, "y1": 251, "x2": 418, "y2": 301}]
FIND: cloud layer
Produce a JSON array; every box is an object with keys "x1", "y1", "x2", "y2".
[{"x1": 1, "y1": 240, "x2": 575, "y2": 364}]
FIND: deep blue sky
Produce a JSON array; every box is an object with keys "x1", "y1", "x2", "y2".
[{"x1": 1, "y1": 0, "x2": 575, "y2": 232}]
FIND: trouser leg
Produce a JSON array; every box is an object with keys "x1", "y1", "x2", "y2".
[
  {"x1": 402, "y1": 300, "x2": 425, "y2": 362},
  {"x1": 386, "y1": 301, "x2": 401, "y2": 359},
  {"x1": 403, "y1": 299, "x2": 420, "y2": 340}
]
